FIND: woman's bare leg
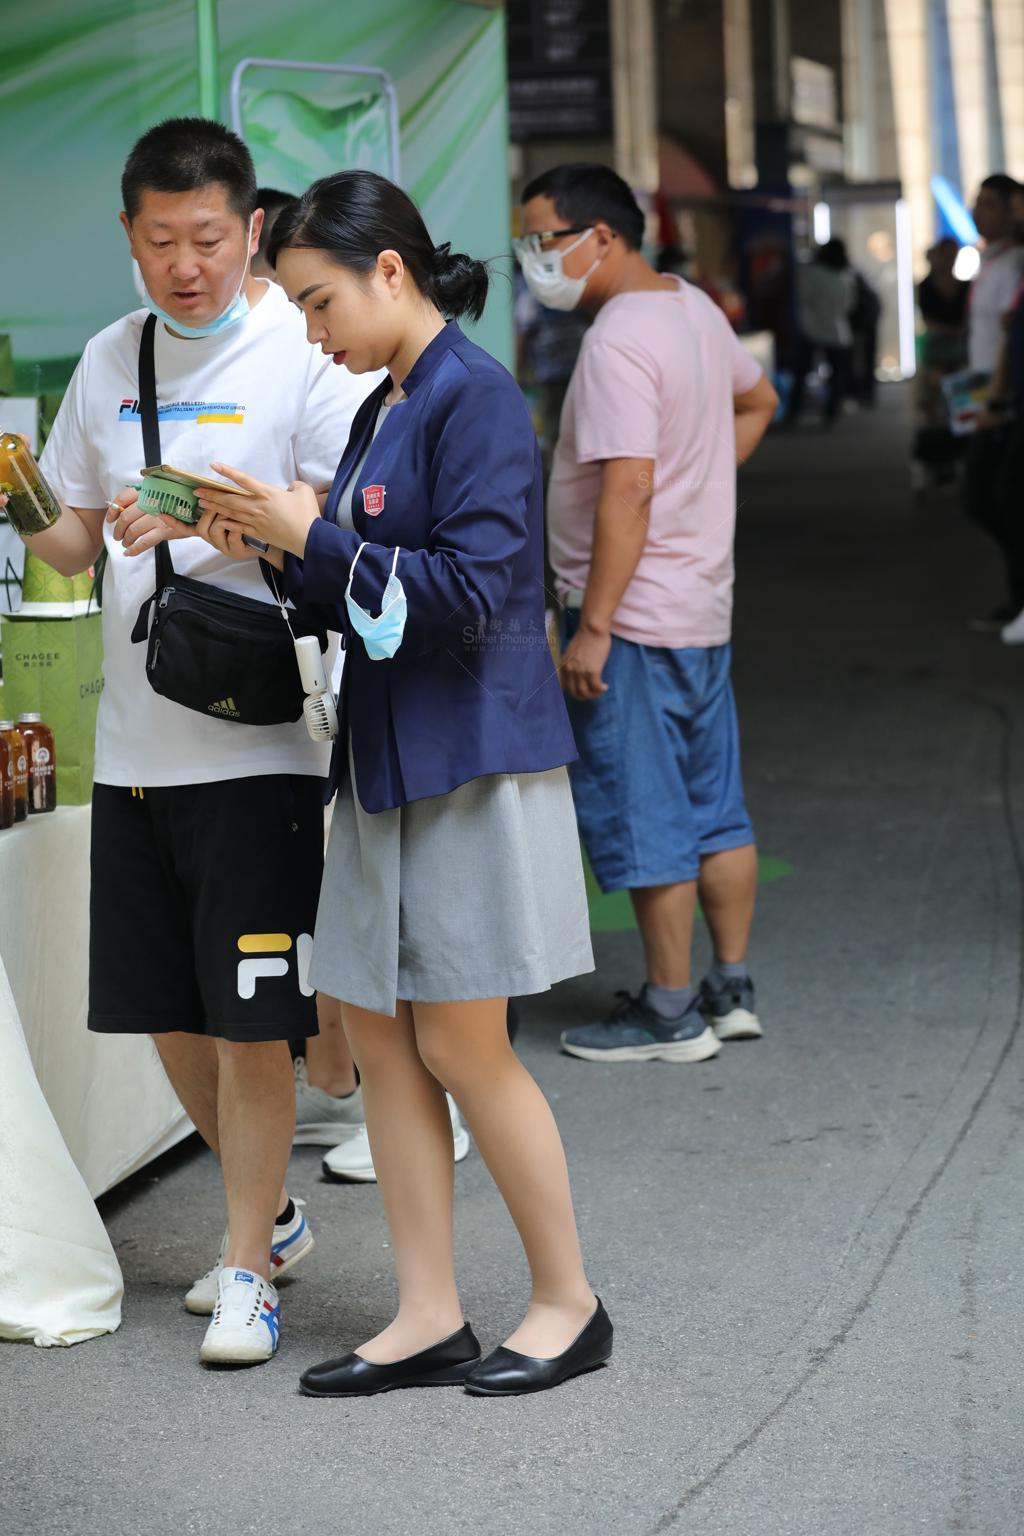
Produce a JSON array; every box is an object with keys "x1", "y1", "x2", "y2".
[
  {"x1": 340, "y1": 1000, "x2": 463, "y2": 1362},
  {"x1": 414, "y1": 997, "x2": 596, "y2": 1359}
]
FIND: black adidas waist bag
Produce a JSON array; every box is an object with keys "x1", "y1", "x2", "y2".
[{"x1": 129, "y1": 313, "x2": 327, "y2": 727}]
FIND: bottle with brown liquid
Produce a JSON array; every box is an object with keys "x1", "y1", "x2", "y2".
[
  {"x1": 0, "y1": 732, "x2": 13, "y2": 830},
  {"x1": 17, "y1": 713, "x2": 57, "y2": 813},
  {"x1": 0, "y1": 721, "x2": 28, "y2": 822},
  {"x1": 0, "y1": 434, "x2": 62, "y2": 536}
]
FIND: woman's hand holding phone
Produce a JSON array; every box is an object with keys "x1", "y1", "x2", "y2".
[{"x1": 196, "y1": 464, "x2": 320, "y2": 559}]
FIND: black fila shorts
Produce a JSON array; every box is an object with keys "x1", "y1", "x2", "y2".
[{"x1": 89, "y1": 776, "x2": 323, "y2": 1043}]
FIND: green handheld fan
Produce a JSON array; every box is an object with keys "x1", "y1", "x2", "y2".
[
  {"x1": 136, "y1": 464, "x2": 252, "y2": 526},
  {"x1": 137, "y1": 471, "x2": 201, "y2": 524}
]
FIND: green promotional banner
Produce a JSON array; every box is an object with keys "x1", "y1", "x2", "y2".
[
  {"x1": 234, "y1": 62, "x2": 396, "y2": 186},
  {"x1": 3, "y1": 1, "x2": 514, "y2": 390},
  {"x1": 1, "y1": 613, "x2": 104, "y2": 805}
]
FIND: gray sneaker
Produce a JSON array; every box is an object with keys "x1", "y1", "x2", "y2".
[
  {"x1": 698, "y1": 975, "x2": 763, "y2": 1041},
  {"x1": 293, "y1": 1057, "x2": 366, "y2": 1146},
  {"x1": 560, "y1": 988, "x2": 722, "y2": 1064}
]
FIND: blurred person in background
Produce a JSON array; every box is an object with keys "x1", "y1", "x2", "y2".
[
  {"x1": 849, "y1": 265, "x2": 882, "y2": 407},
  {"x1": 999, "y1": 185, "x2": 1024, "y2": 643},
  {"x1": 514, "y1": 269, "x2": 589, "y2": 482},
  {"x1": 992, "y1": 274, "x2": 1024, "y2": 644},
  {"x1": 517, "y1": 163, "x2": 778, "y2": 1067},
  {"x1": 966, "y1": 175, "x2": 1024, "y2": 376},
  {"x1": 251, "y1": 187, "x2": 297, "y2": 280},
  {"x1": 911, "y1": 237, "x2": 969, "y2": 493},
  {"x1": 974, "y1": 189, "x2": 1024, "y2": 643},
  {"x1": 785, "y1": 238, "x2": 856, "y2": 426},
  {"x1": 962, "y1": 174, "x2": 1024, "y2": 629}
]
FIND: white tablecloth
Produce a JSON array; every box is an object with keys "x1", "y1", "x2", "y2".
[
  {"x1": 0, "y1": 958, "x2": 122, "y2": 1345},
  {"x1": 0, "y1": 806, "x2": 190, "y2": 1197}
]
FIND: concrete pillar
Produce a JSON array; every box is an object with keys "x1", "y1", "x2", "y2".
[
  {"x1": 991, "y1": 0, "x2": 1024, "y2": 178},
  {"x1": 882, "y1": 0, "x2": 932, "y2": 257},
  {"x1": 947, "y1": 0, "x2": 990, "y2": 198},
  {"x1": 609, "y1": 0, "x2": 659, "y2": 191}
]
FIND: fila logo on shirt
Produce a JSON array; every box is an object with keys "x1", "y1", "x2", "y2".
[
  {"x1": 118, "y1": 398, "x2": 246, "y2": 425},
  {"x1": 362, "y1": 484, "x2": 386, "y2": 517},
  {"x1": 236, "y1": 933, "x2": 314, "y2": 1000}
]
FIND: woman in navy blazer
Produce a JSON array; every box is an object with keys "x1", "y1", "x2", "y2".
[{"x1": 196, "y1": 171, "x2": 611, "y2": 1398}]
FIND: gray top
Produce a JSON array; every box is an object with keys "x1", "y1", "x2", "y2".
[{"x1": 333, "y1": 400, "x2": 395, "y2": 532}]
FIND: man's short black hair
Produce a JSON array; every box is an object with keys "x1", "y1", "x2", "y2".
[
  {"x1": 980, "y1": 173, "x2": 1021, "y2": 206},
  {"x1": 121, "y1": 117, "x2": 257, "y2": 222},
  {"x1": 521, "y1": 162, "x2": 645, "y2": 251}
]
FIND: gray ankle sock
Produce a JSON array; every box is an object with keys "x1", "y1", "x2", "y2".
[
  {"x1": 643, "y1": 982, "x2": 694, "y2": 1019},
  {"x1": 709, "y1": 959, "x2": 748, "y2": 989}
]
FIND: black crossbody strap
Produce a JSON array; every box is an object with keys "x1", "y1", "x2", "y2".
[{"x1": 137, "y1": 313, "x2": 174, "y2": 588}]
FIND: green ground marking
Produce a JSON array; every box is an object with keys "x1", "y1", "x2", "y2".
[{"x1": 584, "y1": 853, "x2": 795, "y2": 933}]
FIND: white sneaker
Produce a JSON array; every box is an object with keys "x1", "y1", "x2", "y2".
[
  {"x1": 293, "y1": 1057, "x2": 367, "y2": 1146},
  {"x1": 322, "y1": 1093, "x2": 470, "y2": 1183},
  {"x1": 200, "y1": 1269, "x2": 281, "y2": 1365},
  {"x1": 1001, "y1": 609, "x2": 1024, "y2": 645},
  {"x1": 184, "y1": 1202, "x2": 314, "y2": 1316}
]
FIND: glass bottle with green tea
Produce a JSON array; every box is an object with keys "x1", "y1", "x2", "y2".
[{"x1": 0, "y1": 433, "x2": 62, "y2": 536}]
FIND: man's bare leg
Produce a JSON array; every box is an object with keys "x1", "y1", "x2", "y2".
[
  {"x1": 216, "y1": 1039, "x2": 295, "y2": 1277},
  {"x1": 152, "y1": 1032, "x2": 220, "y2": 1151},
  {"x1": 698, "y1": 844, "x2": 757, "y2": 965},
  {"x1": 305, "y1": 994, "x2": 358, "y2": 1096},
  {"x1": 628, "y1": 880, "x2": 698, "y2": 988},
  {"x1": 152, "y1": 1031, "x2": 290, "y2": 1223}
]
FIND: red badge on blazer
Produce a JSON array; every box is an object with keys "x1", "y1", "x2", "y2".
[{"x1": 362, "y1": 484, "x2": 386, "y2": 517}]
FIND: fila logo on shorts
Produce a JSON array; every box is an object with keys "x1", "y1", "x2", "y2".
[
  {"x1": 236, "y1": 933, "x2": 314, "y2": 1000},
  {"x1": 362, "y1": 484, "x2": 386, "y2": 517}
]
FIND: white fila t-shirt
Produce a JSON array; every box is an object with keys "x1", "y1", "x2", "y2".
[{"x1": 41, "y1": 280, "x2": 375, "y2": 788}]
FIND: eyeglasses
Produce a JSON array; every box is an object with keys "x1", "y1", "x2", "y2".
[{"x1": 512, "y1": 225, "x2": 594, "y2": 259}]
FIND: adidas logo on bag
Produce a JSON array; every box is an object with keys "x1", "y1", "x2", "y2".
[{"x1": 208, "y1": 696, "x2": 241, "y2": 718}]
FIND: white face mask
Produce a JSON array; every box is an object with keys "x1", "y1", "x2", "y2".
[{"x1": 515, "y1": 227, "x2": 599, "y2": 311}]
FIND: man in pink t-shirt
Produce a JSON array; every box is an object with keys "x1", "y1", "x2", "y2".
[{"x1": 516, "y1": 163, "x2": 777, "y2": 1065}]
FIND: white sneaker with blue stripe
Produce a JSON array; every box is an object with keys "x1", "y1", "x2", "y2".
[
  {"x1": 185, "y1": 1203, "x2": 314, "y2": 1316},
  {"x1": 200, "y1": 1269, "x2": 281, "y2": 1365}
]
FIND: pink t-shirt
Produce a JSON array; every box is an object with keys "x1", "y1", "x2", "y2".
[{"x1": 548, "y1": 277, "x2": 763, "y2": 649}]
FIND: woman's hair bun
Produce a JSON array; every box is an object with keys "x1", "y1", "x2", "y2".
[{"x1": 431, "y1": 246, "x2": 489, "y2": 323}]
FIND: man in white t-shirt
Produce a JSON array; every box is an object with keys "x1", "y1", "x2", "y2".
[
  {"x1": 515, "y1": 163, "x2": 777, "y2": 1068},
  {"x1": 6, "y1": 119, "x2": 372, "y2": 1367},
  {"x1": 968, "y1": 175, "x2": 1024, "y2": 375},
  {"x1": 963, "y1": 173, "x2": 1024, "y2": 628}
]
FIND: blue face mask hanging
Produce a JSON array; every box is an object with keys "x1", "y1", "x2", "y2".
[
  {"x1": 136, "y1": 217, "x2": 254, "y2": 340},
  {"x1": 345, "y1": 543, "x2": 407, "y2": 661}
]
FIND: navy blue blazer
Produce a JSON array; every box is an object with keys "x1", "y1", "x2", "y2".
[{"x1": 278, "y1": 322, "x2": 578, "y2": 813}]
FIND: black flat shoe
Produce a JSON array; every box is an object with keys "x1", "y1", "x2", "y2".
[
  {"x1": 464, "y1": 1299, "x2": 612, "y2": 1397},
  {"x1": 299, "y1": 1323, "x2": 481, "y2": 1397}
]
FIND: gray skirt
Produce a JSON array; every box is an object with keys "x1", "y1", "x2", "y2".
[{"x1": 310, "y1": 744, "x2": 595, "y2": 1016}]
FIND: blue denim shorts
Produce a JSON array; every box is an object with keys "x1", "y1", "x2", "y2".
[{"x1": 562, "y1": 615, "x2": 755, "y2": 892}]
